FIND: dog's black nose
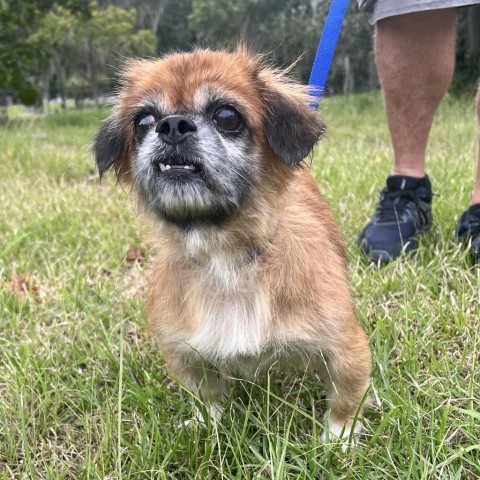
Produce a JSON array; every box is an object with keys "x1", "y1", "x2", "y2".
[{"x1": 156, "y1": 115, "x2": 197, "y2": 144}]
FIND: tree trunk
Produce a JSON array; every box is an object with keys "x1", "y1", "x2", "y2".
[
  {"x1": 53, "y1": 57, "x2": 67, "y2": 112},
  {"x1": 368, "y1": 50, "x2": 379, "y2": 91},
  {"x1": 151, "y1": 2, "x2": 166, "y2": 35},
  {"x1": 137, "y1": 1, "x2": 166, "y2": 33},
  {"x1": 343, "y1": 55, "x2": 354, "y2": 95},
  {"x1": 87, "y1": 36, "x2": 99, "y2": 106},
  {"x1": 0, "y1": 94, "x2": 8, "y2": 122}
]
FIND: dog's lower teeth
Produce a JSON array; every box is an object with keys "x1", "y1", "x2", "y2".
[{"x1": 159, "y1": 163, "x2": 196, "y2": 172}]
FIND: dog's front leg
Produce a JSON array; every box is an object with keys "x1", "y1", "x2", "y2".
[
  {"x1": 314, "y1": 323, "x2": 371, "y2": 449},
  {"x1": 165, "y1": 352, "x2": 228, "y2": 425}
]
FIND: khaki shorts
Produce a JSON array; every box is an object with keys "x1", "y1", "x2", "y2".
[{"x1": 358, "y1": 0, "x2": 480, "y2": 24}]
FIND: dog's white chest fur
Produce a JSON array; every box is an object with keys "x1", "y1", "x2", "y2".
[
  {"x1": 179, "y1": 234, "x2": 270, "y2": 362},
  {"x1": 187, "y1": 285, "x2": 266, "y2": 360}
]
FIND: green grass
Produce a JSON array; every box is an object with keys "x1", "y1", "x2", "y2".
[{"x1": 1, "y1": 95, "x2": 479, "y2": 479}]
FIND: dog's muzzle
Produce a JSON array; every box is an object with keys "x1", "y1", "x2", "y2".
[{"x1": 150, "y1": 116, "x2": 203, "y2": 176}]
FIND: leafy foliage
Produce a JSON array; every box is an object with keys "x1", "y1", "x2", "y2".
[
  {"x1": 0, "y1": 1, "x2": 155, "y2": 107},
  {"x1": 0, "y1": 0, "x2": 90, "y2": 104},
  {"x1": 1, "y1": 0, "x2": 479, "y2": 106}
]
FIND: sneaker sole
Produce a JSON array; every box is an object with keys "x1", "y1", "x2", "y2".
[{"x1": 361, "y1": 222, "x2": 433, "y2": 263}]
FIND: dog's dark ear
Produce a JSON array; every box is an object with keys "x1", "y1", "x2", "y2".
[
  {"x1": 94, "y1": 114, "x2": 129, "y2": 179},
  {"x1": 263, "y1": 86, "x2": 325, "y2": 167}
]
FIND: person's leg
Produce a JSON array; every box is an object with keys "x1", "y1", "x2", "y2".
[
  {"x1": 376, "y1": 9, "x2": 457, "y2": 178},
  {"x1": 358, "y1": 9, "x2": 457, "y2": 262}
]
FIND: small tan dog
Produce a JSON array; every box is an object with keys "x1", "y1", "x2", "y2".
[{"x1": 94, "y1": 47, "x2": 371, "y2": 444}]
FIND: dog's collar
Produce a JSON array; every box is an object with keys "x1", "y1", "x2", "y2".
[{"x1": 243, "y1": 221, "x2": 281, "y2": 265}]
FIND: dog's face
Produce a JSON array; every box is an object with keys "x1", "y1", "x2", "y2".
[{"x1": 94, "y1": 48, "x2": 325, "y2": 228}]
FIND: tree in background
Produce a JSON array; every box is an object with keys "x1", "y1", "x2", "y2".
[
  {"x1": 0, "y1": 0, "x2": 90, "y2": 107},
  {"x1": 27, "y1": 4, "x2": 155, "y2": 110},
  {"x1": 73, "y1": 6, "x2": 156, "y2": 106},
  {"x1": 189, "y1": 0, "x2": 320, "y2": 80},
  {"x1": 1, "y1": 0, "x2": 478, "y2": 113},
  {"x1": 26, "y1": 7, "x2": 77, "y2": 111},
  {"x1": 188, "y1": 0, "x2": 373, "y2": 92},
  {"x1": 0, "y1": 0, "x2": 155, "y2": 112},
  {"x1": 155, "y1": 0, "x2": 196, "y2": 52},
  {"x1": 454, "y1": 6, "x2": 480, "y2": 95}
]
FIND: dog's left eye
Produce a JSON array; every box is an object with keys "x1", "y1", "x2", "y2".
[
  {"x1": 135, "y1": 113, "x2": 157, "y2": 136},
  {"x1": 213, "y1": 107, "x2": 242, "y2": 132}
]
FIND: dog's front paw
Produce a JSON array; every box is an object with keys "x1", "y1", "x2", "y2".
[
  {"x1": 320, "y1": 414, "x2": 362, "y2": 452},
  {"x1": 182, "y1": 402, "x2": 224, "y2": 429}
]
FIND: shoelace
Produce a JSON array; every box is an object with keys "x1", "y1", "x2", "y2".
[{"x1": 376, "y1": 189, "x2": 418, "y2": 222}]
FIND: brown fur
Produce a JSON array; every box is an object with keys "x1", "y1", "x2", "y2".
[{"x1": 94, "y1": 47, "x2": 371, "y2": 442}]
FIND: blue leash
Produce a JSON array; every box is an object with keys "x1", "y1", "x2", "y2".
[{"x1": 308, "y1": 0, "x2": 350, "y2": 109}]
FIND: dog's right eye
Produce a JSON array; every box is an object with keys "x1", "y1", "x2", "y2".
[
  {"x1": 213, "y1": 107, "x2": 242, "y2": 133},
  {"x1": 135, "y1": 113, "x2": 157, "y2": 136}
]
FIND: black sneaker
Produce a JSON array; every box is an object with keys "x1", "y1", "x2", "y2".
[
  {"x1": 358, "y1": 175, "x2": 433, "y2": 262},
  {"x1": 456, "y1": 204, "x2": 480, "y2": 264}
]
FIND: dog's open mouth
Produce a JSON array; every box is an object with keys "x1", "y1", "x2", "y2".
[
  {"x1": 159, "y1": 163, "x2": 198, "y2": 172},
  {"x1": 155, "y1": 154, "x2": 203, "y2": 175}
]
